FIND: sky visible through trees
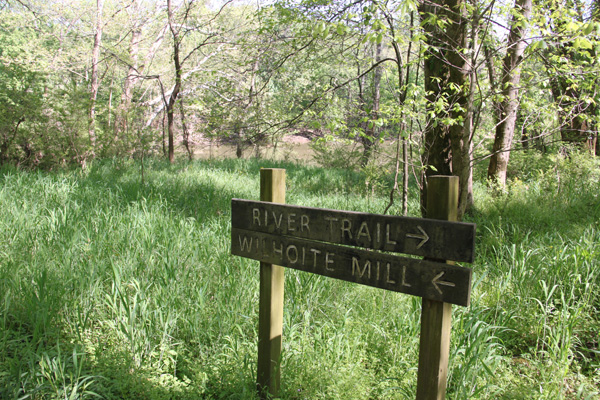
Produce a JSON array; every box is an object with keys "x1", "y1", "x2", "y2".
[{"x1": 0, "y1": 0, "x2": 599, "y2": 204}]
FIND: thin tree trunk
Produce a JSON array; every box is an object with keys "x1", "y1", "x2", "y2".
[
  {"x1": 108, "y1": 75, "x2": 113, "y2": 130},
  {"x1": 487, "y1": 0, "x2": 533, "y2": 187},
  {"x1": 0, "y1": 117, "x2": 25, "y2": 166},
  {"x1": 382, "y1": 10, "x2": 413, "y2": 217},
  {"x1": 357, "y1": 62, "x2": 366, "y2": 142},
  {"x1": 483, "y1": 44, "x2": 501, "y2": 122},
  {"x1": 542, "y1": 0, "x2": 596, "y2": 153},
  {"x1": 401, "y1": 12, "x2": 416, "y2": 217},
  {"x1": 162, "y1": 111, "x2": 167, "y2": 157},
  {"x1": 362, "y1": 39, "x2": 383, "y2": 166},
  {"x1": 402, "y1": 137, "x2": 408, "y2": 215},
  {"x1": 88, "y1": 0, "x2": 105, "y2": 158},
  {"x1": 180, "y1": 97, "x2": 193, "y2": 160},
  {"x1": 115, "y1": 2, "x2": 141, "y2": 144},
  {"x1": 235, "y1": 58, "x2": 260, "y2": 159},
  {"x1": 166, "y1": 0, "x2": 181, "y2": 163},
  {"x1": 454, "y1": 5, "x2": 480, "y2": 217}
]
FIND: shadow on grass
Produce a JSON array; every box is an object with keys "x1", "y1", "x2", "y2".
[
  {"x1": 0, "y1": 157, "x2": 377, "y2": 399},
  {"x1": 73, "y1": 157, "x2": 382, "y2": 219},
  {"x1": 469, "y1": 183, "x2": 600, "y2": 245}
]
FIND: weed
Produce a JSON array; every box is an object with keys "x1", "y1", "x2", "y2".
[{"x1": 0, "y1": 155, "x2": 598, "y2": 399}]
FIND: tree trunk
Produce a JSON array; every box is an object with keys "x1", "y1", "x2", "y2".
[
  {"x1": 234, "y1": 57, "x2": 260, "y2": 159},
  {"x1": 543, "y1": 0, "x2": 598, "y2": 154},
  {"x1": 453, "y1": 75, "x2": 475, "y2": 218},
  {"x1": 549, "y1": 77, "x2": 593, "y2": 151},
  {"x1": 236, "y1": 126, "x2": 243, "y2": 158},
  {"x1": 487, "y1": 0, "x2": 533, "y2": 187},
  {"x1": 88, "y1": 0, "x2": 105, "y2": 158},
  {"x1": 115, "y1": 0, "x2": 141, "y2": 144},
  {"x1": 382, "y1": 10, "x2": 411, "y2": 217},
  {"x1": 166, "y1": 0, "x2": 181, "y2": 163},
  {"x1": 180, "y1": 97, "x2": 193, "y2": 160},
  {"x1": 167, "y1": 81, "x2": 179, "y2": 163},
  {"x1": 454, "y1": 6, "x2": 480, "y2": 217},
  {"x1": 362, "y1": 39, "x2": 383, "y2": 166},
  {"x1": 0, "y1": 117, "x2": 25, "y2": 166},
  {"x1": 419, "y1": 0, "x2": 472, "y2": 217},
  {"x1": 483, "y1": 44, "x2": 502, "y2": 123}
]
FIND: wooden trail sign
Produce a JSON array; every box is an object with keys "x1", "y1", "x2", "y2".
[
  {"x1": 231, "y1": 227, "x2": 472, "y2": 306},
  {"x1": 232, "y1": 199, "x2": 475, "y2": 263},
  {"x1": 231, "y1": 170, "x2": 476, "y2": 400}
]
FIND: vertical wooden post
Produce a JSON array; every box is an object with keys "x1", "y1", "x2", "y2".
[
  {"x1": 416, "y1": 175, "x2": 458, "y2": 400},
  {"x1": 257, "y1": 168, "x2": 286, "y2": 399}
]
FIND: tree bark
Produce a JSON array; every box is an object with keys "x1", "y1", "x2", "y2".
[
  {"x1": 88, "y1": 0, "x2": 105, "y2": 157},
  {"x1": 543, "y1": 0, "x2": 598, "y2": 155},
  {"x1": 166, "y1": 0, "x2": 182, "y2": 163},
  {"x1": 548, "y1": 66, "x2": 594, "y2": 153},
  {"x1": 419, "y1": 0, "x2": 472, "y2": 217},
  {"x1": 0, "y1": 117, "x2": 25, "y2": 166},
  {"x1": 180, "y1": 97, "x2": 193, "y2": 160},
  {"x1": 361, "y1": 39, "x2": 383, "y2": 166},
  {"x1": 115, "y1": 0, "x2": 141, "y2": 144},
  {"x1": 487, "y1": 0, "x2": 533, "y2": 186}
]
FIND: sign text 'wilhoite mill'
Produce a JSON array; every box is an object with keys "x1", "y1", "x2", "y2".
[{"x1": 231, "y1": 199, "x2": 476, "y2": 307}]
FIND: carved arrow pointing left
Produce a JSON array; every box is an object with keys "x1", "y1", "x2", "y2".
[{"x1": 431, "y1": 271, "x2": 456, "y2": 295}]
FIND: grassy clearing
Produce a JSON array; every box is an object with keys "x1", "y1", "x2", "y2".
[{"x1": 0, "y1": 155, "x2": 599, "y2": 399}]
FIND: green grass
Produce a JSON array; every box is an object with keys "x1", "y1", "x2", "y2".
[{"x1": 0, "y1": 155, "x2": 598, "y2": 399}]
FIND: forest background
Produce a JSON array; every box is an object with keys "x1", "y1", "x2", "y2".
[
  {"x1": 2, "y1": 0, "x2": 599, "y2": 204},
  {"x1": 1, "y1": 0, "x2": 600, "y2": 398}
]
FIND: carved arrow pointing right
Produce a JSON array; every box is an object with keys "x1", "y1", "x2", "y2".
[
  {"x1": 431, "y1": 271, "x2": 456, "y2": 295},
  {"x1": 406, "y1": 225, "x2": 429, "y2": 249}
]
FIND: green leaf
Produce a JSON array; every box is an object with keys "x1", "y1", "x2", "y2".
[
  {"x1": 529, "y1": 40, "x2": 547, "y2": 51},
  {"x1": 573, "y1": 37, "x2": 593, "y2": 50},
  {"x1": 565, "y1": 21, "x2": 580, "y2": 32}
]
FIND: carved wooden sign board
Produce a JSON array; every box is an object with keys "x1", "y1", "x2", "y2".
[{"x1": 231, "y1": 199, "x2": 475, "y2": 307}]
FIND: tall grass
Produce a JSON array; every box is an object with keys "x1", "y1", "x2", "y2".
[{"x1": 0, "y1": 154, "x2": 598, "y2": 399}]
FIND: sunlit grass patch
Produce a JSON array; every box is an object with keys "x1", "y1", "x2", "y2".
[{"x1": 0, "y1": 155, "x2": 599, "y2": 399}]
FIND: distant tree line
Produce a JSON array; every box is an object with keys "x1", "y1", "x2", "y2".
[{"x1": 1, "y1": 0, "x2": 598, "y2": 214}]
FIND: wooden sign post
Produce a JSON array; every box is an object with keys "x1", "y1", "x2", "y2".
[
  {"x1": 416, "y1": 176, "x2": 458, "y2": 400},
  {"x1": 232, "y1": 171, "x2": 474, "y2": 399},
  {"x1": 256, "y1": 169, "x2": 285, "y2": 399}
]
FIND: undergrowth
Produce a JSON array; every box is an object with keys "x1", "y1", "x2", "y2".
[{"x1": 0, "y1": 154, "x2": 598, "y2": 399}]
